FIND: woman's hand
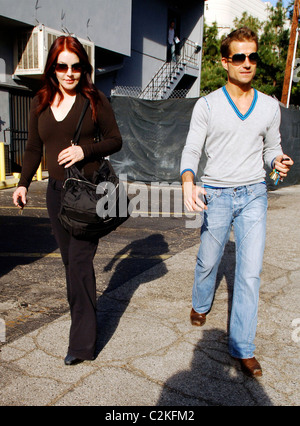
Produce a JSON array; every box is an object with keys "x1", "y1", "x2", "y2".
[
  {"x1": 58, "y1": 145, "x2": 84, "y2": 168},
  {"x1": 12, "y1": 186, "x2": 27, "y2": 209}
]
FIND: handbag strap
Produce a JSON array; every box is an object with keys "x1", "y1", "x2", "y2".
[{"x1": 71, "y1": 98, "x2": 90, "y2": 146}]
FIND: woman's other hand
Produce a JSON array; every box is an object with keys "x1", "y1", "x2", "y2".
[
  {"x1": 13, "y1": 186, "x2": 27, "y2": 209},
  {"x1": 58, "y1": 145, "x2": 84, "y2": 168}
]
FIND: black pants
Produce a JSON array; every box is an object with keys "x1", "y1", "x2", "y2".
[{"x1": 47, "y1": 178, "x2": 98, "y2": 360}]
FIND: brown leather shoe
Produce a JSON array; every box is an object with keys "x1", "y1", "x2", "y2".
[
  {"x1": 190, "y1": 308, "x2": 206, "y2": 326},
  {"x1": 233, "y1": 357, "x2": 262, "y2": 377}
]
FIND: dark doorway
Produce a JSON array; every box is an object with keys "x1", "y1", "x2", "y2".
[
  {"x1": 167, "y1": 9, "x2": 181, "y2": 62},
  {"x1": 8, "y1": 90, "x2": 47, "y2": 173}
]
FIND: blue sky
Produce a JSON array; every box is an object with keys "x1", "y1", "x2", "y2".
[{"x1": 262, "y1": 0, "x2": 290, "y2": 7}]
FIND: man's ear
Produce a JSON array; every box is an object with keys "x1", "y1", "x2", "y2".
[{"x1": 221, "y1": 57, "x2": 228, "y2": 72}]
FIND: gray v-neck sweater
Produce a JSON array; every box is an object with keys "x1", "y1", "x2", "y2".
[{"x1": 180, "y1": 87, "x2": 283, "y2": 187}]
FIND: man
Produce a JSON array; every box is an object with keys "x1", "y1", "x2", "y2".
[
  {"x1": 180, "y1": 27, "x2": 293, "y2": 377},
  {"x1": 167, "y1": 21, "x2": 175, "y2": 62}
]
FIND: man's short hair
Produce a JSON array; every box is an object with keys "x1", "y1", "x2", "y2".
[{"x1": 221, "y1": 27, "x2": 259, "y2": 58}]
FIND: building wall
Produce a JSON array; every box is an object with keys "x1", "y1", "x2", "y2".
[
  {"x1": 0, "y1": 22, "x2": 32, "y2": 144},
  {"x1": 0, "y1": 31, "x2": 11, "y2": 92},
  {"x1": 0, "y1": 0, "x2": 132, "y2": 56},
  {"x1": 116, "y1": 0, "x2": 204, "y2": 97},
  {"x1": 181, "y1": 2, "x2": 205, "y2": 97},
  {"x1": 0, "y1": 0, "x2": 204, "y2": 97},
  {"x1": 117, "y1": 0, "x2": 169, "y2": 89}
]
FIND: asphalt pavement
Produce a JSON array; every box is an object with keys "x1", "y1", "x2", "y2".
[{"x1": 0, "y1": 180, "x2": 299, "y2": 407}]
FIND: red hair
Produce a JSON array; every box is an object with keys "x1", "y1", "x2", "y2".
[{"x1": 36, "y1": 36, "x2": 100, "y2": 121}]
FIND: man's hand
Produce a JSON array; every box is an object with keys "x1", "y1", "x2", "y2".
[
  {"x1": 273, "y1": 155, "x2": 294, "y2": 179},
  {"x1": 182, "y1": 171, "x2": 207, "y2": 212},
  {"x1": 58, "y1": 146, "x2": 84, "y2": 168}
]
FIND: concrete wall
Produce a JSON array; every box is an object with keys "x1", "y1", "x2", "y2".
[
  {"x1": 0, "y1": 0, "x2": 205, "y2": 97},
  {"x1": 0, "y1": 90, "x2": 10, "y2": 144},
  {"x1": 0, "y1": 25, "x2": 19, "y2": 88},
  {"x1": 116, "y1": 0, "x2": 204, "y2": 97},
  {"x1": 117, "y1": 0, "x2": 167, "y2": 89},
  {"x1": 0, "y1": 0, "x2": 132, "y2": 56},
  {"x1": 180, "y1": 2, "x2": 205, "y2": 97}
]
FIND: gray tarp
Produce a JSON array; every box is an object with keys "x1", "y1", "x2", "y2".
[
  {"x1": 277, "y1": 106, "x2": 300, "y2": 189},
  {"x1": 110, "y1": 96, "x2": 300, "y2": 187}
]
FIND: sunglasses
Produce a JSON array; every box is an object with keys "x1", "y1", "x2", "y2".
[
  {"x1": 227, "y1": 52, "x2": 259, "y2": 66},
  {"x1": 55, "y1": 63, "x2": 83, "y2": 73}
]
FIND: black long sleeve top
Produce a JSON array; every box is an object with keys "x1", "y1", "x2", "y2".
[{"x1": 19, "y1": 91, "x2": 122, "y2": 189}]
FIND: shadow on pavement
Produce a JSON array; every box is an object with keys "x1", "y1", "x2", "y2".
[
  {"x1": 155, "y1": 241, "x2": 273, "y2": 405},
  {"x1": 0, "y1": 215, "x2": 57, "y2": 277},
  {"x1": 95, "y1": 234, "x2": 169, "y2": 356},
  {"x1": 215, "y1": 240, "x2": 236, "y2": 332},
  {"x1": 157, "y1": 328, "x2": 273, "y2": 406}
]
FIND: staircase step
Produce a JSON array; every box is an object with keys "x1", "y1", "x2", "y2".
[{"x1": 140, "y1": 45, "x2": 196, "y2": 99}]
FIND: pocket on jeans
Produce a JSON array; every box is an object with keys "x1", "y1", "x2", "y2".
[
  {"x1": 251, "y1": 183, "x2": 267, "y2": 197},
  {"x1": 204, "y1": 188, "x2": 221, "y2": 204}
]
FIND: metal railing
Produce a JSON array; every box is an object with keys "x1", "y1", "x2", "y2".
[
  {"x1": 111, "y1": 86, "x2": 191, "y2": 99},
  {"x1": 111, "y1": 86, "x2": 142, "y2": 98},
  {"x1": 139, "y1": 38, "x2": 201, "y2": 100}
]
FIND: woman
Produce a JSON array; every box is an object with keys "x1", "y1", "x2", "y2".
[{"x1": 12, "y1": 36, "x2": 122, "y2": 365}]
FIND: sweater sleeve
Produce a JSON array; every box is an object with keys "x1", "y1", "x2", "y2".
[
  {"x1": 18, "y1": 96, "x2": 43, "y2": 189},
  {"x1": 180, "y1": 97, "x2": 209, "y2": 177},
  {"x1": 263, "y1": 102, "x2": 283, "y2": 169},
  {"x1": 81, "y1": 92, "x2": 122, "y2": 160}
]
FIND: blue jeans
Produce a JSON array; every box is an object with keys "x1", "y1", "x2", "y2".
[{"x1": 192, "y1": 183, "x2": 268, "y2": 358}]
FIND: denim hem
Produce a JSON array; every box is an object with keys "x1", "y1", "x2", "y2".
[{"x1": 228, "y1": 342, "x2": 255, "y2": 359}]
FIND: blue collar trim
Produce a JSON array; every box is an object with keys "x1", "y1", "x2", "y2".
[{"x1": 222, "y1": 86, "x2": 257, "y2": 120}]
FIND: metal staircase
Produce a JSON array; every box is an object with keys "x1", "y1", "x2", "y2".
[{"x1": 139, "y1": 39, "x2": 201, "y2": 100}]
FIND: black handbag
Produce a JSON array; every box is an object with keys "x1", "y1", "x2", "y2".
[{"x1": 58, "y1": 99, "x2": 129, "y2": 240}]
